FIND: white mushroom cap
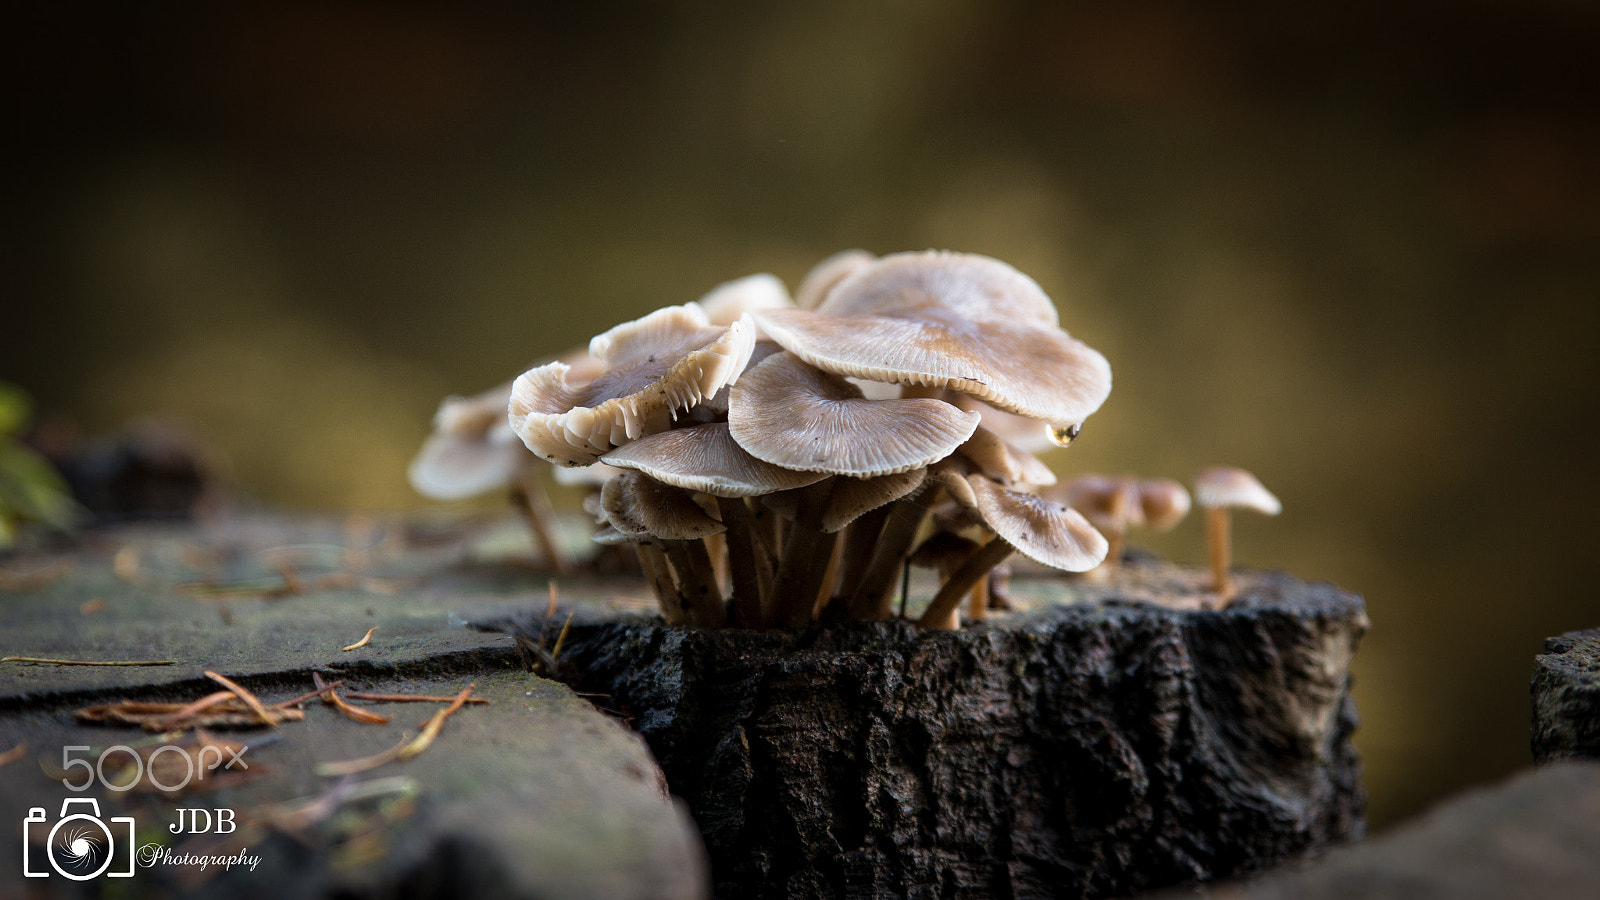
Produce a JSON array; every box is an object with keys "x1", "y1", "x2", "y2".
[
  {"x1": 509, "y1": 305, "x2": 756, "y2": 467},
  {"x1": 551, "y1": 461, "x2": 628, "y2": 487},
  {"x1": 1136, "y1": 478, "x2": 1191, "y2": 531},
  {"x1": 693, "y1": 273, "x2": 794, "y2": 326},
  {"x1": 729, "y1": 352, "x2": 981, "y2": 478},
  {"x1": 1058, "y1": 474, "x2": 1195, "y2": 533},
  {"x1": 601, "y1": 471, "x2": 726, "y2": 541},
  {"x1": 793, "y1": 249, "x2": 875, "y2": 310},
  {"x1": 408, "y1": 382, "x2": 526, "y2": 501},
  {"x1": 600, "y1": 422, "x2": 827, "y2": 499},
  {"x1": 1193, "y1": 466, "x2": 1281, "y2": 515},
  {"x1": 961, "y1": 474, "x2": 1108, "y2": 572},
  {"x1": 754, "y1": 252, "x2": 1111, "y2": 426}
]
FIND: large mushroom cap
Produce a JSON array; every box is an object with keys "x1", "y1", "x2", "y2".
[
  {"x1": 793, "y1": 249, "x2": 875, "y2": 310},
  {"x1": 960, "y1": 474, "x2": 1108, "y2": 572},
  {"x1": 729, "y1": 352, "x2": 981, "y2": 478},
  {"x1": 601, "y1": 422, "x2": 827, "y2": 498},
  {"x1": 1193, "y1": 466, "x2": 1281, "y2": 515},
  {"x1": 509, "y1": 306, "x2": 756, "y2": 466},
  {"x1": 754, "y1": 252, "x2": 1111, "y2": 426}
]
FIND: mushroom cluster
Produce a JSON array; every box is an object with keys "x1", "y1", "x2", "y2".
[
  {"x1": 496, "y1": 250, "x2": 1116, "y2": 629},
  {"x1": 409, "y1": 251, "x2": 1288, "y2": 625}
]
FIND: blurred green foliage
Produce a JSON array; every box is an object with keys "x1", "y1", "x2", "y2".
[{"x1": 0, "y1": 384, "x2": 78, "y2": 547}]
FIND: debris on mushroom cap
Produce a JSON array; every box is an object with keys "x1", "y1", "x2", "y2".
[
  {"x1": 754, "y1": 253, "x2": 1112, "y2": 425},
  {"x1": 408, "y1": 382, "x2": 526, "y2": 501},
  {"x1": 794, "y1": 249, "x2": 875, "y2": 310},
  {"x1": 509, "y1": 306, "x2": 756, "y2": 466},
  {"x1": 729, "y1": 351, "x2": 982, "y2": 478},
  {"x1": 601, "y1": 422, "x2": 827, "y2": 498},
  {"x1": 956, "y1": 426, "x2": 1057, "y2": 489},
  {"x1": 693, "y1": 273, "x2": 794, "y2": 326},
  {"x1": 956, "y1": 474, "x2": 1108, "y2": 572},
  {"x1": 822, "y1": 468, "x2": 928, "y2": 533},
  {"x1": 601, "y1": 471, "x2": 726, "y2": 540},
  {"x1": 1193, "y1": 465, "x2": 1281, "y2": 515}
]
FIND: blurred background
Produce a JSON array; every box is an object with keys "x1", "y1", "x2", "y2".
[{"x1": 2, "y1": 1, "x2": 1596, "y2": 828}]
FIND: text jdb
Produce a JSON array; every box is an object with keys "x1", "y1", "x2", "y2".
[{"x1": 169, "y1": 808, "x2": 236, "y2": 834}]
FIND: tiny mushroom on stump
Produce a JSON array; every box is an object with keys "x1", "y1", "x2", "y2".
[
  {"x1": 408, "y1": 379, "x2": 576, "y2": 575},
  {"x1": 1056, "y1": 475, "x2": 1191, "y2": 580},
  {"x1": 601, "y1": 470, "x2": 729, "y2": 627},
  {"x1": 918, "y1": 473, "x2": 1107, "y2": 630},
  {"x1": 1192, "y1": 465, "x2": 1281, "y2": 604}
]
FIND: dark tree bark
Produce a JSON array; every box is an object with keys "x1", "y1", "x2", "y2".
[
  {"x1": 1532, "y1": 627, "x2": 1600, "y2": 763},
  {"x1": 540, "y1": 567, "x2": 1368, "y2": 900}
]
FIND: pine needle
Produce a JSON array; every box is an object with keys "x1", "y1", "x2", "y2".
[
  {"x1": 204, "y1": 670, "x2": 277, "y2": 727},
  {"x1": 398, "y1": 685, "x2": 474, "y2": 761},
  {"x1": 341, "y1": 626, "x2": 379, "y2": 651}
]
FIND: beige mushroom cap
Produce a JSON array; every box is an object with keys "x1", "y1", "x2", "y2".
[
  {"x1": 600, "y1": 422, "x2": 827, "y2": 499},
  {"x1": 755, "y1": 272, "x2": 1111, "y2": 426},
  {"x1": 694, "y1": 273, "x2": 794, "y2": 326},
  {"x1": 1136, "y1": 478, "x2": 1191, "y2": 531},
  {"x1": 955, "y1": 425, "x2": 1057, "y2": 489},
  {"x1": 408, "y1": 382, "x2": 525, "y2": 501},
  {"x1": 959, "y1": 474, "x2": 1108, "y2": 572},
  {"x1": 822, "y1": 468, "x2": 928, "y2": 533},
  {"x1": 601, "y1": 471, "x2": 726, "y2": 541},
  {"x1": 729, "y1": 352, "x2": 981, "y2": 478},
  {"x1": 509, "y1": 305, "x2": 756, "y2": 466},
  {"x1": 1193, "y1": 466, "x2": 1281, "y2": 515},
  {"x1": 794, "y1": 249, "x2": 875, "y2": 310}
]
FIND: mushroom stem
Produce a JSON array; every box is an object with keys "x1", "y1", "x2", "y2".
[
  {"x1": 664, "y1": 539, "x2": 726, "y2": 628},
  {"x1": 847, "y1": 494, "x2": 932, "y2": 620},
  {"x1": 919, "y1": 536, "x2": 1014, "y2": 629},
  {"x1": 835, "y1": 504, "x2": 892, "y2": 602},
  {"x1": 966, "y1": 569, "x2": 990, "y2": 622},
  {"x1": 636, "y1": 541, "x2": 686, "y2": 624},
  {"x1": 716, "y1": 496, "x2": 768, "y2": 628},
  {"x1": 1207, "y1": 506, "x2": 1233, "y2": 600},
  {"x1": 704, "y1": 532, "x2": 730, "y2": 596},
  {"x1": 814, "y1": 533, "x2": 845, "y2": 619},
  {"x1": 512, "y1": 466, "x2": 573, "y2": 575},
  {"x1": 771, "y1": 479, "x2": 835, "y2": 628}
]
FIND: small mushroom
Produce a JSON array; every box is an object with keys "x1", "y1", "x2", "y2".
[
  {"x1": 1057, "y1": 475, "x2": 1190, "y2": 579},
  {"x1": 407, "y1": 380, "x2": 574, "y2": 574},
  {"x1": 509, "y1": 305, "x2": 755, "y2": 466},
  {"x1": 693, "y1": 273, "x2": 795, "y2": 326},
  {"x1": 1192, "y1": 465, "x2": 1281, "y2": 602},
  {"x1": 602, "y1": 471, "x2": 727, "y2": 627},
  {"x1": 602, "y1": 423, "x2": 826, "y2": 626},
  {"x1": 908, "y1": 532, "x2": 983, "y2": 629},
  {"x1": 919, "y1": 474, "x2": 1107, "y2": 630}
]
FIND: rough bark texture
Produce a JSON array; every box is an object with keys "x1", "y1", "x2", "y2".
[
  {"x1": 544, "y1": 569, "x2": 1367, "y2": 900},
  {"x1": 1531, "y1": 627, "x2": 1600, "y2": 763}
]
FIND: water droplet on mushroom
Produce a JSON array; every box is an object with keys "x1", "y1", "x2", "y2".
[{"x1": 1049, "y1": 422, "x2": 1083, "y2": 448}]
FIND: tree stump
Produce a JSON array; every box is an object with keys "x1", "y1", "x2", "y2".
[
  {"x1": 533, "y1": 563, "x2": 1368, "y2": 900},
  {"x1": 1531, "y1": 627, "x2": 1600, "y2": 763}
]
